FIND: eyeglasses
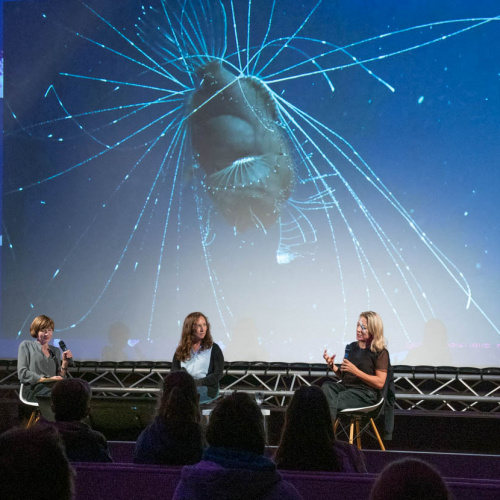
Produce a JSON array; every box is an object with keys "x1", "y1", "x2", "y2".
[{"x1": 357, "y1": 322, "x2": 368, "y2": 333}]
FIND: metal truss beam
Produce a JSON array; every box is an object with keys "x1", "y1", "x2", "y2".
[{"x1": 1, "y1": 360, "x2": 499, "y2": 414}]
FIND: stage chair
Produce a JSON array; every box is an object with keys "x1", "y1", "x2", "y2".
[
  {"x1": 334, "y1": 397, "x2": 385, "y2": 450},
  {"x1": 334, "y1": 363, "x2": 395, "y2": 450},
  {"x1": 19, "y1": 383, "x2": 40, "y2": 427}
]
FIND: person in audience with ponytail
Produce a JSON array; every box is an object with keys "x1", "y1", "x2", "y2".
[
  {"x1": 134, "y1": 370, "x2": 204, "y2": 465},
  {"x1": 275, "y1": 385, "x2": 367, "y2": 472}
]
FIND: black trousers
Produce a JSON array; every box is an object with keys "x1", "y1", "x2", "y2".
[{"x1": 321, "y1": 380, "x2": 378, "y2": 422}]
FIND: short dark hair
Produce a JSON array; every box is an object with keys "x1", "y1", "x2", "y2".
[
  {"x1": 0, "y1": 425, "x2": 74, "y2": 500},
  {"x1": 370, "y1": 458, "x2": 451, "y2": 500},
  {"x1": 206, "y1": 392, "x2": 265, "y2": 454},
  {"x1": 51, "y1": 379, "x2": 91, "y2": 422}
]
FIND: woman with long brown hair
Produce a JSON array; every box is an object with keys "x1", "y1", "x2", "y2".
[{"x1": 171, "y1": 312, "x2": 224, "y2": 403}]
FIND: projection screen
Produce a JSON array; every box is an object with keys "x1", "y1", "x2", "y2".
[{"x1": 1, "y1": 0, "x2": 499, "y2": 366}]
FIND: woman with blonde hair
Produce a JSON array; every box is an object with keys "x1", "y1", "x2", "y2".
[
  {"x1": 322, "y1": 311, "x2": 389, "y2": 422},
  {"x1": 171, "y1": 312, "x2": 224, "y2": 403}
]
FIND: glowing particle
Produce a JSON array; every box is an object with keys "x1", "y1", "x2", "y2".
[{"x1": 276, "y1": 251, "x2": 294, "y2": 265}]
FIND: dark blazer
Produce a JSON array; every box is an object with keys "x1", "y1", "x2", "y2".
[{"x1": 381, "y1": 362, "x2": 395, "y2": 440}]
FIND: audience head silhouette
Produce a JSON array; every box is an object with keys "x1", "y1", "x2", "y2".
[
  {"x1": 158, "y1": 370, "x2": 201, "y2": 423},
  {"x1": 172, "y1": 392, "x2": 303, "y2": 499},
  {"x1": 370, "y1": 458, "x2": 451, "y2": 500},
  {"x1": 276, "y1": 385, "x2": 340, "y2": 471},
  {"x1": 133, "y1": 370, "x2": 203, "y2": 465},
  {"x1": 206, "y1": 392, "x2": 266, "y2": 455},
  {"x1": 51, "y1": 378, "x2": 91, "y2": 422},
  {"x1": 0, "y1": 425, "x2": 74, "y2": 500}
]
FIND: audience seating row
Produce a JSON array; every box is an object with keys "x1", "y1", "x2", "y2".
[
  {"x1": 72, "y1": 462, "x2": 500, "y2": 500},
  {"x1": 107, "y1": 441, "x2": 500, "y2": 480}
]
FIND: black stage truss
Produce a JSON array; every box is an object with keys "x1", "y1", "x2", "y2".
[{"x1": 1, "y1": 360, "x2": 499, "y2": 414}]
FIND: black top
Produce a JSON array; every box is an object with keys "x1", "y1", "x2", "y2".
[
  {"x1": 171, "y1": 343, "x2": 224, "y2": 398},
  {"x1": 341, "y1": 341, "x2": 389, "y2": 391}
]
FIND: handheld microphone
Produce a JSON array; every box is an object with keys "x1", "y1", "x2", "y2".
[
  {"x1": 344, "y1": 344, "x2": 351, "y2": 360},
  {"x1": 59, "y1": 340, "x2": 74, "y2": 366}
]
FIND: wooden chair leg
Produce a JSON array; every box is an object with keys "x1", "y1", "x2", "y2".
[
  {"x1": 370, "y1": 417, "x2": 386, "y2": 451},
  {"x1": 349, "y1": 420, "x2": 355, "y2": 444},
  {"x1": 26, "y1": 410, "x2": 39, "y2": 428},
  {"x1": 333, "y1": 419, "x2": 339, "y2": 434},
  {"x1": 355, "y1": 419, "x2": 362, "y2": 449}
]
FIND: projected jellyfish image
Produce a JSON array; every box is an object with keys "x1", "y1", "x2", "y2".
[
  {"x1": 189, "y1": 61, "x2": 295, "y2": 231},
  {"x1": 2, "y1": 0, "x2": 499, "y2": 364}
]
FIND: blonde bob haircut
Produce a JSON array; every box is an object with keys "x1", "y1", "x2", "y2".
[{"x1": 360, "y1": 311, "x2": 386, "y2": 353}]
